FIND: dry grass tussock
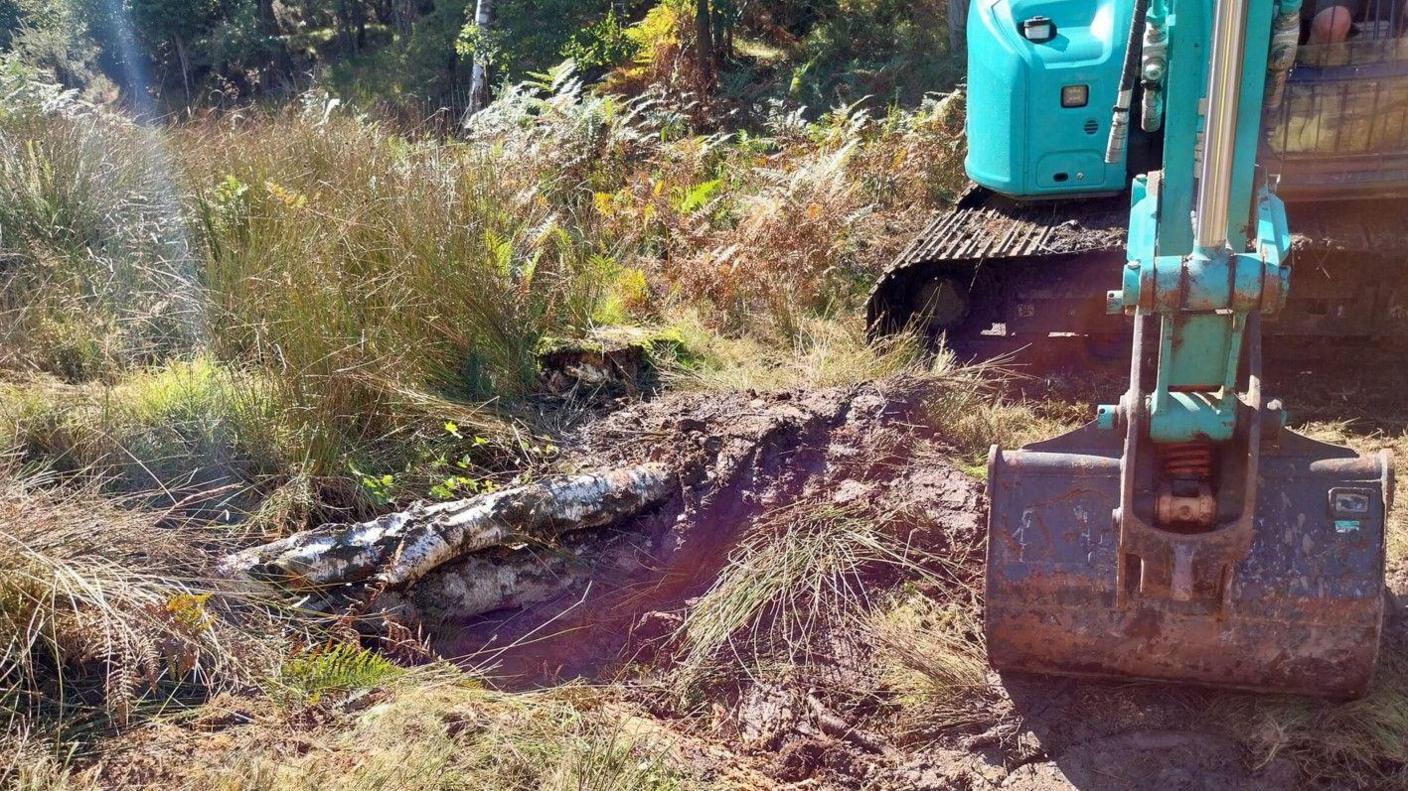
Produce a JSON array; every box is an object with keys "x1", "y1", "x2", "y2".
[
  {"x1": 664, "y1": 313, "x2": 931, "y2": 391},
  {"x1": 1, "y1": 728, "x2": 90, "y2": 791},
  {"x1": 919, "y1": 350, "x2": 1077, "y2": 464},
  {"x1": 0, "y1": 111, "x2": 204, "y2": 382},
  {"x1": 869, "y1": 591, "x2": 999, "y2": 732},
  {"x1": 671, "y1": 495, "x2": 969, "y2": 694},
  {"x1": 0, "y1": 469, "x2": 285, "y2": 755},
  {"x1": 97, "y1": 681, "x2": 696, "y2": 791}
]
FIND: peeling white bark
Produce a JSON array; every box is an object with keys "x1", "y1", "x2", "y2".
[
  {"x1": 222, "y1": 464, "x2": 673, "y2": 592},
  {"x1": 467, "y1": 0, "x2": 494, "y2": 117}
]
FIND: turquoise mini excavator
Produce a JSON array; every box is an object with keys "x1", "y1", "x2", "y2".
[{"x1": 872, "y1": 0, "x2": 1398, "y2": 696}]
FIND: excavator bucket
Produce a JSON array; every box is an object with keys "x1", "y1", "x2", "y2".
[{"x1": 985, "y1": 422, "x2": 1391, "y2": 698}]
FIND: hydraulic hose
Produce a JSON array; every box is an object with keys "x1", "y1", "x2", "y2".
[{"x1": 1106, "y1": 0, "x2": 1152, "y2": 163}]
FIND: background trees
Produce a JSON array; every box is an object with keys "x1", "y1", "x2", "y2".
[{"x1": 0, "y1": 0, "x2": 960, "y2": 121}]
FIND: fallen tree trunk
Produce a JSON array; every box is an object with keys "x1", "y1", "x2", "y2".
[
  {"x1": 222, "y1": 464, "x2": 673, "y2": 591},
  {"x1": 409, "y1": 548, "x2": 586, "y2": 621},
  {"x1": 398, "y1": 529, "x2": 647, "y2": 622}
]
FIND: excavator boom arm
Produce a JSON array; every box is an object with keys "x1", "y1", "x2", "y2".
[{"x1": 982, "y1": 0, "x2": 1393, "y2": 698}]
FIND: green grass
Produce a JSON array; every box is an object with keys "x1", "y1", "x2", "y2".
[
  {"x1": 1, "y1": 361, "x2": 288, "y2": 518},
  {"x1": 274, "y1": 644, "x2": 405, "y2": 707},
  {"x1": 672, "y1": 496, "x2": 956, "y2": 694}
]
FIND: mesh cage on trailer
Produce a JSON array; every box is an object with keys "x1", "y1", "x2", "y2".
[{"x1": 1266, "y1": 8, "x2": 1408, "y2": 198}]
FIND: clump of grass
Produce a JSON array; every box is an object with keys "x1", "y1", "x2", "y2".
[
  {"x1": 3, "y1": 360, "x2": 287, "y2": 512},
  {"x1": 673, "y1": 497, "x2": 951, "y2": 690},
  {"x1": 0, "y1": 105, "x2": 203, "y2": 380},
  {"x1": 0, "y1": 730, "x2": 91, "y2": 791},
  {"x1": 665, "y1": 313, "x2": 930, "y2": 391},
  {"x1": 186, "y1": 112, "x2": 596, "y2": 479},
  {"x1": 93, "y1": 359, "x2": 285, "y2": 491},
  {"x1": 870, "y1": 591, "x2": 1000, "y2": 730},
  {"x1": 922, "y1": 350, "x2": 1080, "y2": 467},
  {"x1": 0, "y1": 471, "x2": 277, "y2": 734},
  {"x1": 541, "y1": 720, "x2": 688, "y2": 791}
]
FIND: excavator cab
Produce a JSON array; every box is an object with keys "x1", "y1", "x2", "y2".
[
  {"x1": 1269, "y1": 0, "x2": 1408, "y2": 200},
  {"x1": 973, "y1": 0, "x2": 1398, "y2": 698}
]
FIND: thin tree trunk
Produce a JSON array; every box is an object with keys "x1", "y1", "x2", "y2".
[
  {"x1": 220, "y1": 464, "x2": 674, "y2": 591},
  {"x1": 695, "y1": 0, "x2": 716, "y2": 84},
  {"x1": 466, "y1": 0, "x2": 494, "y2": 120},
  {"x1": 174, "y1": 36, "x2": 191, "y2": 105},
  {"x1": 948, "y1": 0, "x2": 968, "y2": 52}
]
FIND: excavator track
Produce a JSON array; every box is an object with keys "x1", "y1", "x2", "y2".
[{"x1": 867, "y1": 186, "x2": 1408, "y2": 361}]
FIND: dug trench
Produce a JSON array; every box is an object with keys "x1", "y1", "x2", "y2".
[{"x1": 225, "y1": 372, "x2": 1408, "y2": 789}]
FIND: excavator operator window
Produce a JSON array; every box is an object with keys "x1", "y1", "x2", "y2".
[{"x1": 1267, "y1": 0, "x2": 1408, "y2": 194}]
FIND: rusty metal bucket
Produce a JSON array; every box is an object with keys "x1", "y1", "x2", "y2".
[{"x1": 985, "y1": 421, "x2": 1391, "y2": 698}]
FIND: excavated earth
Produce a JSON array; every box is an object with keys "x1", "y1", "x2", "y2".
[
  {"x1": 436, "y1": 377, "x2": 986, "y2": 681},
  {"x1": 420, "y1": 375, "x2": 1392, "y2": 790}
]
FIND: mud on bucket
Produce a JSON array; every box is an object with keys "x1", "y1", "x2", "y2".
[{"x1": 984, "y1": 422, "x2": 1390, "y2": 699}]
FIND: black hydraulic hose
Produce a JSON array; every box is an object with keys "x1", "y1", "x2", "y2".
[{"x1": 1106, "y1": 0, "x2": 1151, "y2": 163}]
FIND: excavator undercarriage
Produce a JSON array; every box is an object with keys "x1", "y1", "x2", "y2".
[{"x1": 867, "y1": 187, "x2": 1408, "y2": 360}]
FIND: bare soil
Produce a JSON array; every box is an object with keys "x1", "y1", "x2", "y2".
[
  {"x1": 436, "y1": 377, "x2": 983, "y2": 682},
  {"x1": 423, "y1": 375, "x2": 1387, "y2": 789}
]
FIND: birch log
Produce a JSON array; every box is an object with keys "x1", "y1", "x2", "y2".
[
  {"x1": 222, "y1": 464, "x2": 673, "y2": 591},
  {"x1": 467, "y1": 0, "x2": 494, "y2": 117},
  {"x1": 407, "y1": 528, "x2": 643, "y2": 621}
]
